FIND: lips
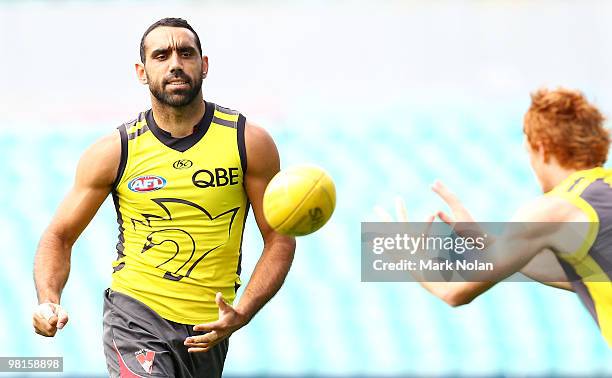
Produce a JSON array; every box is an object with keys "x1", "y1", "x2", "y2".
[
  {"x1": 167, "y1": 81, "x2": 189, "y2": 86},
  {"x1": 165, "y1": 78, "x2": 191, "y2": 88}
]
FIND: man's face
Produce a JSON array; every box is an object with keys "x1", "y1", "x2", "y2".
[{"x1": 140, "y1": 26, "x2": 207, "y2": 107}]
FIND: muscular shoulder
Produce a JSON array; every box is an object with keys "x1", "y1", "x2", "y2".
[
  {"x1": 244, "y1": 121, "x2": 279, "y2": 176},
  {"x1": 76, "y1": 131, "x2": 121, "y2": 188},
  {"x1": 512, "y1": 195, "x2": 587, "y2": 222}
]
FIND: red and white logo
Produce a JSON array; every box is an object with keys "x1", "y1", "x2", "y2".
[
  {"x1": 128, "y1": 175, "x2": 167, "y2": 193},
  {"x1": 135, "y1": 349, "x2": 156, "y2": 374}
]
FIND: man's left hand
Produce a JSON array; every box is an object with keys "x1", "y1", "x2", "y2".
[{"x1": 185, "y1": 292, "x2": 249, "y2": 353}]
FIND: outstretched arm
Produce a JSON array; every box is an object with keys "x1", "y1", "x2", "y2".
[
  {"x1": 383, "y1": 182, "x2": 579, "y2": 306},
  {"x1": 187, "y1": 121, "x2": 296, "y2": 352},
  {"x1": 33, "y1": 132, "x2": 119, "y2": 336}
]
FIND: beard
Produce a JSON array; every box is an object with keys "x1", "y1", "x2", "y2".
[{"x1": 149, "y1": 71, "x2": 203, "y2": 108}]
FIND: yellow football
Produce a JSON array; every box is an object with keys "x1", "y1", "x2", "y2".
[{"x1": 263, "y1": 165, "x2": 336, "y2": 236}]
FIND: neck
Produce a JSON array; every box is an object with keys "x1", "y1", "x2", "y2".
[
  {"x1": 150, "y1": 93, "x2": 205, "y2": 137},
  {"x1": 544, "y1": 163, "x2": 581, "y2": 191}
]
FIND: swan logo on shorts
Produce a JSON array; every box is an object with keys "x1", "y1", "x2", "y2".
[
  {"x1": 128, "y1": 175, "x2": 167, "y2": 193},
  {"x1": 135, "y1": 349, "x2": 156, "y2": 374}
]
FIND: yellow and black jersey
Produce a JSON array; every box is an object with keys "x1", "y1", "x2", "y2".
[
  {"x1": 548, "y1": 167, "x2": 612, "y2": 345},
  {"x1": 110, "y1": 101, "x2": 249, "y2": 324}
]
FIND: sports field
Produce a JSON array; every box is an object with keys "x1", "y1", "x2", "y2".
[{"x1": 2, "y1": 1, "x2": 612, "y2": 376}]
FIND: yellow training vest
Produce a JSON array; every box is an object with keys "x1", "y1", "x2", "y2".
[
  {"x1": 547, "y1": 167, "x2": 612, "y2": 346},
  {"x1": 110, "y1": 101, "x2": 249, "y2": 324}
]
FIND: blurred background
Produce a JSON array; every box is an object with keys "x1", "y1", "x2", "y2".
[{"x1": 1, "y1": 0, "x2": 612, "y2": 376}]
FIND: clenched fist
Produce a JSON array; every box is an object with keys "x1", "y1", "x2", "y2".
[{"x1": 33, "y1": 303, "x2": 69, "y2": 337}]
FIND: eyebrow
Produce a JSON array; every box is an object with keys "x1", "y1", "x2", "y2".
[
  {"x1": 150, "y1": 47, "x2": 170, "y2": 57},
  {"x1": 177, "y1": 46, "x2": 197, "y2": 54},
  {"x1": 149, "y1": 45, "x2": 198, "y2": 57}
]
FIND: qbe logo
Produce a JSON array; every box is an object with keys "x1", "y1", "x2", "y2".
[{"x1": 128, "y1": 175, "x2": 167, "y2": 193}]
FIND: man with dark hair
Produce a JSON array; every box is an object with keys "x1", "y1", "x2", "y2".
[
  {"x1": 32, "y1": 17, "x2": 296, "y2": 377},
  {"x1": 139, "y1": 18, "x2": 202, "y2": 64}
]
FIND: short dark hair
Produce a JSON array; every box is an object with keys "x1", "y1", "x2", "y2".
[{"x1": 140, "y1": 17, "x2": 202, "y2": 63}]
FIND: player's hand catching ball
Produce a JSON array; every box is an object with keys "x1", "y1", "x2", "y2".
[
  {"x1": 33, "y1": 303, "x2": 69, "y2": 337},
  {"x1": 185, "y1": 292, "x2": 249, "y2": 353}
]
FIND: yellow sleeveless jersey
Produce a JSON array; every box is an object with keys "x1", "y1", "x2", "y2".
[
  {"x1": 110, "y1": 101, "x2": 249, "y2": 324},
  {"x1": 547, "y1": 167, "x2": 612, "y2": 346}
]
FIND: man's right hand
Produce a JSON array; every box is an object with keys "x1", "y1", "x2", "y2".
[{"x1": 33, "y1": 303, "x2": 69, "y2": 337}]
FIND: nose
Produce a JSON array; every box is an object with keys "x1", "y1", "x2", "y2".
[{"x1": 168, "y1": 51, "x2": 184, "y2": 74}]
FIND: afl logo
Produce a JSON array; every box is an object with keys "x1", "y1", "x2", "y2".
[
  {"x1": 128, "y1": 175, "x2": 167, "y2": 192},
  {"x1": 173, "y1": 159, "x2": 193, "y2": 169}
]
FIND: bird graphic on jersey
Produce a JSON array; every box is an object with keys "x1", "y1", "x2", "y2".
[
  {"x1": 109, "y1": 102, "x2": 250, "y2": 324},
  {"x1": 129, "y1": 197, "x2": 239, "y2": 281}
]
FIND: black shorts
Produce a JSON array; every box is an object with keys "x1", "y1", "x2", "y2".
[{"x1": 102, "y1": 289, "x2": 229, "y2": 378}]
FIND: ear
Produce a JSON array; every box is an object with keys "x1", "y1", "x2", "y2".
[
  {"x1": 535, "y1": 142, "x2": 549, "y2": 163},
  {"x1": 135, "y1": 63, "x2": 148, "y2": 84},
  {"x1": 202, "y1": 55, "x2": 209, "y2": 78}
]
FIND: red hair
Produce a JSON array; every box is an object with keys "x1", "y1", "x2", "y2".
[{"x1": 524, "y1": 88, "x2": 609, "y2": 169}]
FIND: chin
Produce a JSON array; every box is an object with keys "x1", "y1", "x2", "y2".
[{"x1": 161, "y1": 93, "x2": 197, "y2": 107}]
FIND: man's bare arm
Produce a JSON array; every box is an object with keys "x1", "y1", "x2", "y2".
[
  {"x1": 234, "y1": 122, "x2": 296, "y2": 319},
  {"x1": 382, "y1": 183, "x2": 579, "y2": 306},
  {"x1": 520, "y1": 249, "x2": 574, "y2": 291},
  {"x1": 187, "y1": 121, "x2": 296, "y2": 353},
  {"x1": 421, "y1": 191, "x2": 582, "y2": 305},
  {"x1": 33, "y1": 132, "x2": 119, "y2": 336}
]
